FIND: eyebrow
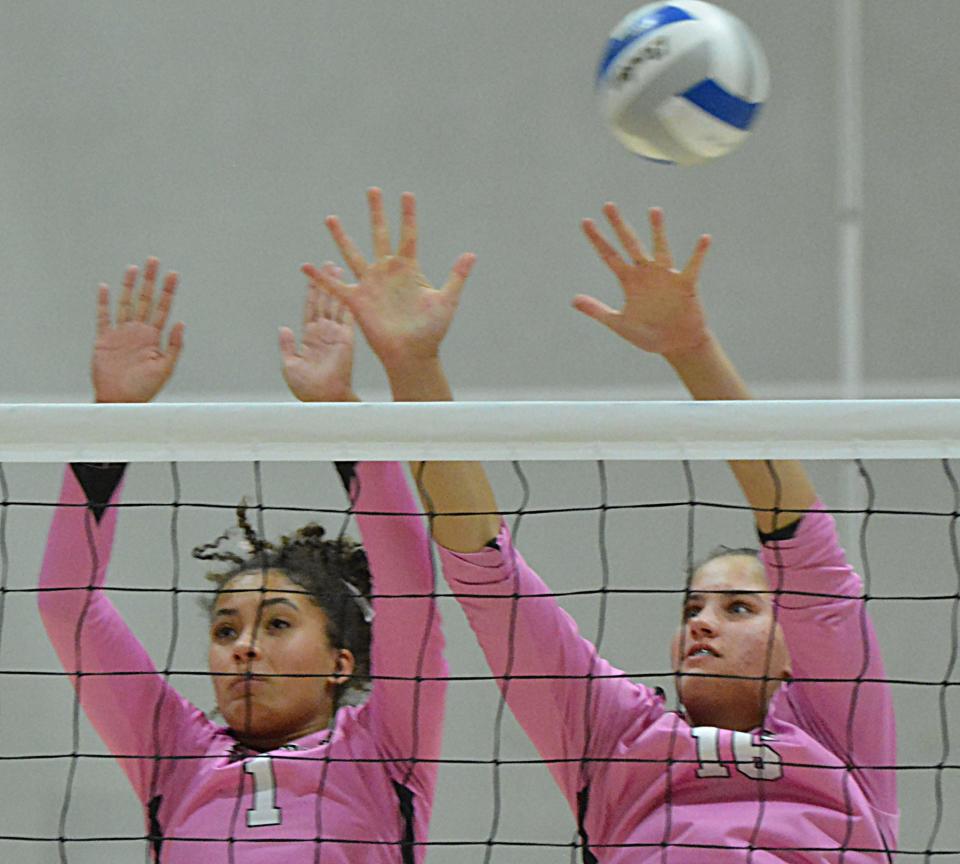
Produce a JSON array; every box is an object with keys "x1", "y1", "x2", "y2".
[
  {"x1": 685, "y1": 590, "x2": 766, "y2": 601},
  {"x1": 214, "y1": 597, "x2": 300, "y2": 618}
]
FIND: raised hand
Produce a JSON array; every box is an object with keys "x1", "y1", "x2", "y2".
[
  {"x1": 92, "y1": 258, "x2": 184, "y2": 403},
  {"x1": 302, "y1": 188, "x2": 475, "y2": 379},
  {"x1": 279, "y1": 267, "x2": 359, "y2": 403},
  {"x1": 574, "y1": 203, "x2": 712, "y2": 359}
]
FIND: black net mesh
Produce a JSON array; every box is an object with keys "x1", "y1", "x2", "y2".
[{"x1": 0, "y1": 458, "x2": 957, "y2": 862}]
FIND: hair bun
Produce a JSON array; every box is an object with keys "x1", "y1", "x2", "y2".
[{"x1": 296, "y1": 523, "x2": 326, "y2": 541}]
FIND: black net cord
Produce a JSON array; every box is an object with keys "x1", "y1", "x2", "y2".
[
  {"x1": 9, "y1": 458, "x2": 960, "y2": 859},
  {"x1": 144, "y1": 462, "x2": 183, "y2": 864},
  {"x1": 923, "y1": 459, "x2": 960, "y2": 861},
  {"x1": 0, "y1": 464, "x2": 9, "y2": 729}
]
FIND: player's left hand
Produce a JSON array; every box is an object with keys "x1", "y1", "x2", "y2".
[
  {"x1": 574, "y1": 203, "x2": 712, "y2": 359},
  {"x1": 279, "y1": 265, "x2": 359, "y2": 403},
  {"x1": 302, "y1": 188, "x2": 476, "y2": 376}
]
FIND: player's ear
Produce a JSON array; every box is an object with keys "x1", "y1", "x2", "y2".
[
  {"x1": 777, "y1": 632, "x2": 792, "y2": 680},
  {"x1": 328, "y1": 648, "x2": 356, "y2": 686}
]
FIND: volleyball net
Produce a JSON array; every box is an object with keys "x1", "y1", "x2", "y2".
[{"x1": 0, "y1": 400, "x2": 958, "y2": 862}]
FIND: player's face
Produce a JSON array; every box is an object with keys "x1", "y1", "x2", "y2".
[
  {"x1": 670, "y1": 555, "x2": 791, "y2": 731},
  {"x1": 208, "y1": 569, "x2": 355, "y2": 749}
]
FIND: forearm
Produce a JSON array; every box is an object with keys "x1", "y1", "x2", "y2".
[
  {"x1": 385, "y1": 355, "x2": 501, "y2": 553},
  {"x1": 665, "y1": 332, "x2": 817, "y2": 533},
  {"x1": 38, "y1": 466, "x2": 196, "y2": 794},
  {"x1": 349, "y1": 462, "x2": 448, "y2": 770}
]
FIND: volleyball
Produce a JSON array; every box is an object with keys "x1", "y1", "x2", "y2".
[{"x1": 596, "y1": 1, "x2": 770, "y2": 166}]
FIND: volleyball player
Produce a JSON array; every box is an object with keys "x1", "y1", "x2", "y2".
[
  {"x1": 38, "y1": 257, "x2": 447, "y2": 862},
  {"x1": 309, "y1": 194, "x2": 898, "y2": 862}
]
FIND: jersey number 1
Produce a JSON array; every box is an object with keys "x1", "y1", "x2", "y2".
[{"x1": 245, "y1": 756, "x2": 282, "y2": 827}]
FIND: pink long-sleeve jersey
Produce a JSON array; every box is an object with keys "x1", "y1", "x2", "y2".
[
  {"x1": 38, "y1": 461, "x2": 446, "y2": 863},
  {"x1": 440, "y1": 502, "x2": 898, "y2": 863}
]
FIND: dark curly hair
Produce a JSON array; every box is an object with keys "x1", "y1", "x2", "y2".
[{"x1": 193, "y1": 504, "x2": 373, "y2": 708}]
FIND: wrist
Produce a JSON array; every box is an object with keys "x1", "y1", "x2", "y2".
[
  {"x1": 662, "y1": 329, "x2": 717, "y2": 371},
  {"x1": 662, "y1": 331, "x2": 753, "y2": 402},
  {"x1": 384, "y1": 355, "x2": 452, "y2": 402}
]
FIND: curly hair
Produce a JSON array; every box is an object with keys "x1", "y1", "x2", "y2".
[{"x1": 193, "y1": 504, "x2": 373, "y2": 708}]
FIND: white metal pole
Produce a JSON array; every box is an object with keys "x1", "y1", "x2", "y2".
[
  {"x1": 838, "y1": 0, "x2": 864, "y2": 400},
  {"x1": 837, "y1": 0, "x2": 866, "y2": 531}
]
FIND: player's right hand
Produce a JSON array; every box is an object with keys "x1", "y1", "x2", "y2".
[{"x1": 92, "y1": 257, "x2": 184, "y2": 403}]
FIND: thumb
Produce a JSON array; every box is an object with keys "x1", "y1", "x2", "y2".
[
  {"x1": 159, "y1": 321, "x2": 185, "y2": 384},
  {"x1": 165, "y1": 321, "x2": 185, "y2": 364},
  {"x1": 278, "y1": 326, "x2": 297, "y2": 359},
  {"x1": 302, "y1": 263, "x2": 352, "y2": 305},
  {"x1": 439, "y1": 252, "x2": 477, "y2": 307},
  {"x1": 571, "y1": 294, "x2": 619, "y2": 330}
]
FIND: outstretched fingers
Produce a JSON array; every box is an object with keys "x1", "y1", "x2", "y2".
[
  {"x1": 440, "y1": 252, "x2": 477, "y2": 306},
  {"x1": 367, "y1": 187, "x2": 392, "y2": 260},
  {"x1": 278, "y1": 325, "x2": 298, "y2": 360},
  {"x1": 603, "y1": 202, "x2": 649, "y2": 264},
  {"x1": 682, "y1": 234, "x2": 712, "y2": 284},
  {"x1": 571, "y1": 294, "x2": 620, "y2": 330},
  {"x1": 303, "y1": 282, "x2": 319, "y2": 328},
  {"x1": 302, "y1": 262, "x2": 353, "y2": 308},
  {"x1": 582, "y1": 218, "x2": 628, "y2": 277},
  {"x1": 164, "y1": 320, "x2": 185, "y2": 366},
  {"x1": 648, "y1": 208, "x2": 674, "y2": 269},
  {"x1": 116, "y1": 265, "x2": 138, "y2": 324},
  {"x1": 325, "y1": 215, "x2": 368, "y2": 279},
  {"x1": 397, "y1": 191, "x2": 418, "y2": 260},
  {"x1": 302, "y1": 263, "x2": 337, "y2": 326},
  {"x1": 324, "y1": 288, "x2": 351, "y2": 326},
  {"x1": 134, "y1": 257, "x2": 159, "y2": 322},
  {"x1": 96, "y1": 283, "x2": 111, "y2": 335},
  {"x1": 150, "y1": 271, "x2": 179, "y2": 331}
]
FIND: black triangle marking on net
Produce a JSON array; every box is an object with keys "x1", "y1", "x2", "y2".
[{"x1": 69, "y1": 463, "x2": 127, "y2": 524}]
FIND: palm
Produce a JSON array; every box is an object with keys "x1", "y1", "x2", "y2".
[
  {"x1": 280, "y1": 276, "x2": 358, "y2": 403},
  {"x1": 94, "y1": 323, "x2": 178, "y2": 403},
  {"x1": 576, "y1": 204, "x2": 712, "y2": 358},
  {"x1": 281, "y1": 315, "x2": 356, "y2": 403},
  {"x1": 612, "y1": 260, "x2": 707, "y2": 355},
  {"x1": 93, "y1": 259, "x2": 183, "y2": 403},
  {"x1": 339, "y1": 257, "x2": 455, "y2": 365},
  {"x1": 304, "y1": 188, "x2": 475, "y2": 373}
]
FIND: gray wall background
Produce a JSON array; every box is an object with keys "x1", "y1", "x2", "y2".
[{"x1": 0, "y1": 1, "x2": 958, "y2": 861}]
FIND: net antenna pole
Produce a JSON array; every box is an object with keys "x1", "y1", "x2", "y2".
[{"x1": 837, "y1": 0, "x2": 865, "y2": 525}]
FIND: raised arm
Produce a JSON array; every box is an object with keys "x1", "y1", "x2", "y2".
[
  {"x1": 39, "y1": 260, "x2": 203, "y2": 802},
  {"x1": 278, "y1": 268, "x2": 447, "y2": 791},
  {"x1": 304, "y1": 187, "x2": 500, "y2": 552},
  {"x1": 575, "y1": 204, "x2": 816, "y2": 533},
  {"x1": 304, "y1": 190, "x2": 657, "y2": 810},
  {"x1": 575, "y1": 205, "x2": 896, "y2": 814}
]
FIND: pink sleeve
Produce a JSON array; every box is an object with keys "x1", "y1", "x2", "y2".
[
  {"x1": 763, "y1": 501, "x2": 897, "y2": 817},
  {"x1": 37, "y1": 466, "x2": 209, "y2": 804},
  {"x1": 348, "y1": 462, "x2": 447, "y2": 796},
  {"x1": 439, "y1": 522, "x2": 661, "y2": 811}
]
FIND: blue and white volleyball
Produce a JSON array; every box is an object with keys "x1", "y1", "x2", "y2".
[{"x1": 596, "y1": 1, "x2": 769, "y2": 166}]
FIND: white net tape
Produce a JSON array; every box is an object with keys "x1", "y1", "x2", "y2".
[{"x1": 2, "y1": 400, "x2": 960, "y2": 461}]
